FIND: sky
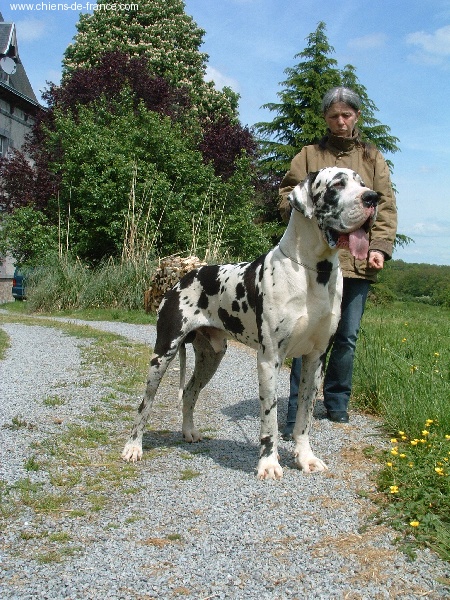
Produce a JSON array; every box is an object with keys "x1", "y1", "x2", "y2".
[{"x1": 2, "y1": 0, "x2": 450, "y2": 265}]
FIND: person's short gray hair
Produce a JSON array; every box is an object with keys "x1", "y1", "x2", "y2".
[{"x1": 321, "y1": 87, "x2": 361, "y2": 114}]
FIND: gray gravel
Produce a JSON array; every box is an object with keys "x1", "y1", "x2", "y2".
[{"x1": 0, "y1": 314, "x2": 449, "y2": 599}]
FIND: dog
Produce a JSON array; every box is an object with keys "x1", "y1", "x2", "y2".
[{"x1": 122, "y1": 167, "x2": 378, "y2": 480}]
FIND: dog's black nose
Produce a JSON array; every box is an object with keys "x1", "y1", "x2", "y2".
[{"x1": 362, "y1": 191, "x2": 379, "y2": 208}]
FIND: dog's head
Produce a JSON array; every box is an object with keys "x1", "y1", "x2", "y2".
[{"x1": 288, "y1": 167, "x2": 379, "y2": 260}]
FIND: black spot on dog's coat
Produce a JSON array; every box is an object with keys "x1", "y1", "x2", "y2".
[
  {"x1": 197, "y1": 265, "x2": 221, "y2": 296},
  {"x1": 316, "y1": 260, "x2": 333, "y2": 285},
  {"x1": 218, "y1": 307, "x2": 244, "y2": 335},
  {"x1": 198, "y1": 290, "x2": 209, "y2": 309}
]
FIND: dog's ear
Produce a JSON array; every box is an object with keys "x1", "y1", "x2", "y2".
[{"x1": 288, "y1": 171, "x2": 319, "y2": 219}]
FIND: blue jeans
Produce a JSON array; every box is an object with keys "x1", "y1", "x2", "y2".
[{"x1": 284, "y1": 278, "x2": 370, "y2": 431}]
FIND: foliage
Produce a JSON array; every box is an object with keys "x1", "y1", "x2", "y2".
[
  {"x1": 39, "y1": 89, "x2": 267, "y2": 262},
  {"x1": 0, "y1": 207, "x2": 58, "y2": 267},
  {"x1": 378, "y1": 260, "x2": 450, "y2": 307},
  {"x1": 255, "y1": 22, "x2": 400, "y2": 178},
  {"x1": 62, "y1": 0, "x2": 238, "y2": 122},
  {"x1": 352, "y1": 302, "x2": 450, "y2": 559}
]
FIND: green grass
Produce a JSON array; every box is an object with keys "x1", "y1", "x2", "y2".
[{"x1": 353, "y1": 301, "x2": 450, "y2": 560}]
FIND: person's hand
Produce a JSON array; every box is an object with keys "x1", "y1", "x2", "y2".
[{"x1": 368, "y1": 250, "x2": 385, "y2": 270}]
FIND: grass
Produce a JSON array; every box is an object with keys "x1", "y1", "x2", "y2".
[{"x1": 352, "y1": 301, "x2": 450, "y2": 560}]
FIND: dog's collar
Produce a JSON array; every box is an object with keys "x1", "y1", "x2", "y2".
[{"x1": 277, "y1": 244, "x2": 339, "y2": 273}]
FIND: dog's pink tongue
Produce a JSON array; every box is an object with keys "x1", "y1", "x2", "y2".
[{"x1": 348, "y1": 228, "x2": 369, "y2": 260}]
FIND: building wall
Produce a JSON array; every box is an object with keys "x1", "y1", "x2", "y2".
[
  {"x1": 0, "y1": 95, "x2": 34, "y2": 302},
  {"x1": 0, "y1": 94, "x2": 34, "y2": 156}
]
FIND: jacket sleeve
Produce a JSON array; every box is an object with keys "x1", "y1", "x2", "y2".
[
  {"x1": 278, "y1": 149, "x2": 309, "y2": 223},
  {"x1": 369, "y1": 152, "x2": 398, "y2": 260}
]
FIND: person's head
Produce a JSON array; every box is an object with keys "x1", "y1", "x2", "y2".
[{"x1": 322, "y1": 87, "x2": 361, "y2": 138}]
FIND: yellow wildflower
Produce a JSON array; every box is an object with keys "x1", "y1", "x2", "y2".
[
  {"x1": 398, "y1": 431, "x2": 405, "y2": 436},
  {"x1": 445, "y1": 435, "x2": 450, "y2": 440},
  {"x1": 399, "y1": 454, "x2": 406, "y2": 458},
  {"x1": 422, "y1": 430, "x2": 429, "y2": 436},
  {"x1": 391, "y1": 448, "x2": 399, "y2": 456},
  {"x1": 402, "y1": 338, "x2": 407, "y2": 343},
  {"x1": 410, "y1": 365, "x2": 418, "y2": 373},
  {"x1": 391, "y1": 438, "x2": 398, "y2": 444},
  {"x1": 434, "y1": 352, "x2": 440, "y2": 357},
  {"x1": 410, "y1": 521, "x2": 420, "y2": 527},
  {"x1": 435, "y1": 467, "x2": 444, "y2": 475},
  {"x1": 390, "y1": 486, "x2": 399, "y2": 494},
  {"x1": 425, "y1": 419, "x2": 434, "y2": 426},
  {"x1": 386, "y1": 462, "x2": 393, "y2": 467},
  {"x1": 410, "y1": 440, "x2": 418, "y2": 446}
]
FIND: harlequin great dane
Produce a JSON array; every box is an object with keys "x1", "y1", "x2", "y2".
[{"x1": 122, "y1": 167, "x2": 378, "y2": 480}]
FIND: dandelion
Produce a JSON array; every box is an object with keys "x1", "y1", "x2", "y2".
[
  {"x1": 386, "y1": 462, "x2": 393, "y2": 467},
  {"x1": 410, "y1": 521, "x2": 420, "y2": 527},
  {"x1": 410, "y1": 365, "x2": 418, "y2": 373},
  {"x1": 410, "y1": 440, "x2": 418, "y2": 446},
  {"x1": 425, "y1": 419, "x2": 434, "y2": 426},
  {"x1": 391, "y1": 448, "x2": 399, "y2": 456},
  {"x1": 398, "y1": 431, "x2": 405, "y2": 436},
  {"x1": 422, "y1": 430, "x2": 429, "y2": 436},
  {"x1": 434, "y1": 352, "x2": 440, "y2": 357},
  {"x1": 391, "y1": 438, "x2": 398, "y2": 444},
  {"x1": 390, "y1": 485, "x2": 399, "y2": 494},
  {"x1": 435, "y1": 467, "x2": 444, "y2": 475},
  {"x1": 445, "y1": 435, "x2": 450, "y2": 440},
  {"x1": 399, "y1": 454, "x2": 406, "y2": 458},
  {"x1": 402, "y1": 338, "x2": 407, "y2": 343}
]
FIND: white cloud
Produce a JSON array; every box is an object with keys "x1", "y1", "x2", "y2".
[
  {"x1": 15, "y1": 19, "x2": 48, "y2": 43},
  {"x1": 406, "y1": 25, "x2": 450, "y2": 66},
  {"x1": 348, "y1": 33, "x2": 387, "y2": 50},
  {"x1": 406, "y1": 25, "x2": 450, "y2": 56},
  {"x1": 205, "y1": 66, "x2": 240, "y2": 92},
  {"x1": 409, "y1": 221, "x2": 449, "y2": 236}
]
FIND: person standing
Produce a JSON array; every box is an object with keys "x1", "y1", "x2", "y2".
[{"x1": 278, "y1": 87, "x2": 397, "y2": 435}]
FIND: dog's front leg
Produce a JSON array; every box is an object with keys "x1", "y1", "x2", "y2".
[
  {"x1": 256, "y1": 354, "x2": 283, "y2": 480},
  {"x1": 293, "y1": 353, "x2": 328, "y2": 473}
]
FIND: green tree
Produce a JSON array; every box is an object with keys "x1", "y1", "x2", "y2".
[
  {"x1": 63, "y1": 0, "x2": 238, "y2": 122},
  {"x1": 0, "y1": 207, "x2": 58, "y2": 267},
  {"x1": 45, "y1": 91, "x2": 267, "y2": 262},
  {"x1": 255, "y1": 22, "x2": 341, "y2": 174},
  {"x1": 256, "y1": 22, "x2": 400, "y2": 177}
]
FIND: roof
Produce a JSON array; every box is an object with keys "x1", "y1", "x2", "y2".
[{"x1": 0, "y1": 12, "x2": 39, "y2": 107}]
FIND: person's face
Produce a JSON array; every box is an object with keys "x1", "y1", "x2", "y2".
[{"x1": 324, "y1": 102, "x2": 360, "y2": 137}]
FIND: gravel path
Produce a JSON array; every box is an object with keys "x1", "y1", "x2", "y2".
[{"x1": 0, "y1": 314, "x2": 449, "y2": 599}]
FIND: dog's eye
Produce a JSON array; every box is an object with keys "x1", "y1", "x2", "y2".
[{"x1": 332, "y1": 180, "x2": 345, "y2": 188}]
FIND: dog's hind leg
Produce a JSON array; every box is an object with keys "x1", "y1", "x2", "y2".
[
  {"x1": 293, "y1": 352, "x2": 328, "y2": 473},
  {"x1": 121, "y1": 344, "x2": 179, "y2": 462},
  {"x1": 182, "y1": 329, "x2": 227, "y2": 443}
]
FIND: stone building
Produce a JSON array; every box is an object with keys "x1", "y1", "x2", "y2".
[{"x1": 0, "y1": 11, "x2": 41, "y2": 301}]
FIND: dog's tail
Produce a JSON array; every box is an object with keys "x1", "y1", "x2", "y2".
[{"x1": 178, "y1": 343, "x2": 186, "y2": 403}]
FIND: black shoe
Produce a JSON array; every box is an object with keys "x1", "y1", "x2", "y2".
[
  {"x1": 326, "y1": 410, "x2": 349, "y2": 423},
  {"x1": 281, "y1": 426, "x2": 295, "y2": 441}
]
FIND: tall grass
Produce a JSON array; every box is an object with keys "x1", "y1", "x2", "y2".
[
  {"x1": 26, "y1": 255, "x2": 157, "y2": 313},
  {"x1": 353, "y1": 301, "x2": 450, "y2": 560},
  {"x1": 353, "y1": 302, "x2": 449, "y2": 436}
]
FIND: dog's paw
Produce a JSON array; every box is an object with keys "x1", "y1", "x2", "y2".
[
  {"x1": 294, "y1": 449, "x2": 328, "y2": 473},
  {"x1": 182, "y1": 428, "x2": 203, "y2": 443},
  {"x1": 121, "y1": 442, "x2": 143, "y2": 462},
  {"x1": 257, "y1": 457, "x2": 283, "y2": 480}
]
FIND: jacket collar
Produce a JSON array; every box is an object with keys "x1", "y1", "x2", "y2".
[{"x1": 326, "y1": 131, "x2": 358, "y2": 153}]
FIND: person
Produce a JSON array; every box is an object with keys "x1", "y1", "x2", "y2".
[{"x1": 278, "y1": 87, "x2": 397, "y2": 435}]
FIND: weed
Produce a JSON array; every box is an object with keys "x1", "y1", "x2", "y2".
[
  {"x1": 180, "y1": 469, "x2": 201, "y2": 481},
  {"x1": 24, "y1": 456, "x2": 40, "y2": 472},
  {"x1": 43, "y1": 395, "x2": 66, "y2": 407}
]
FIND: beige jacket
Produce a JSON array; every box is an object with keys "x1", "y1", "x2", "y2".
[{"x1": 279, "y1": 133, "x2": 398, "y2": 281}]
